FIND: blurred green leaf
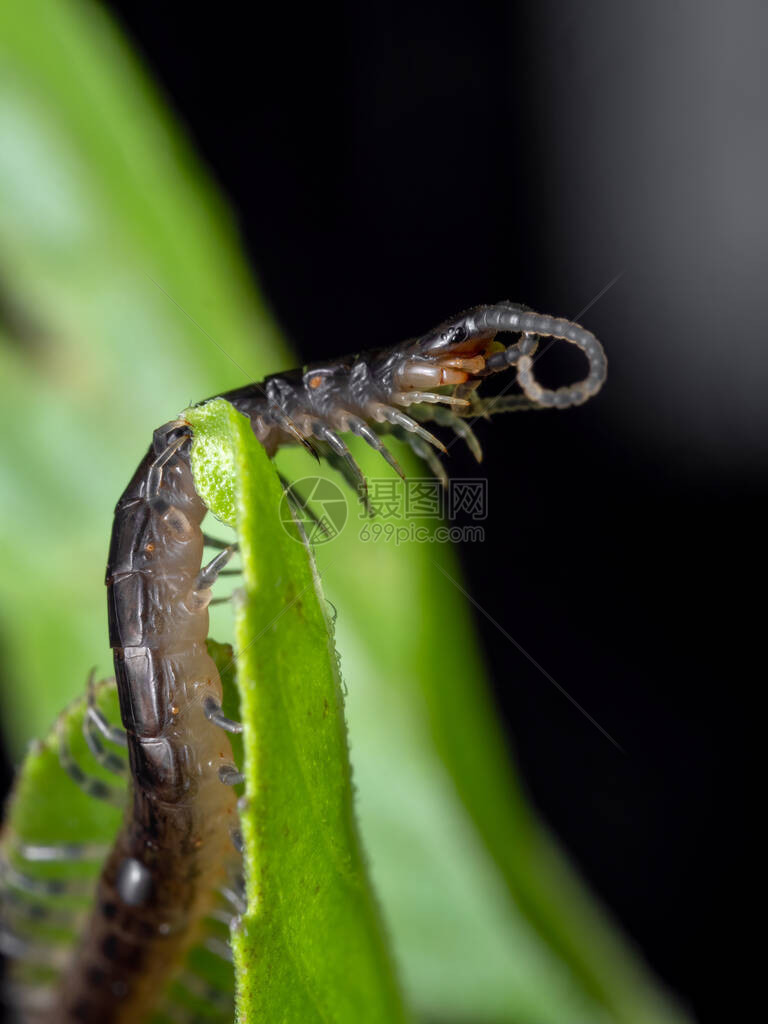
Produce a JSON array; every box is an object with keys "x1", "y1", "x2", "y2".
[{"x1": 0, "y1": 2, "x2": 692, "y2": 1022}]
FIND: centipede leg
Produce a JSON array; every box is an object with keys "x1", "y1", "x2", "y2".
[
  {"x1": 229, "y1": 826, "x2": 244, "y2": 854},
  {"x1": 346, "y1": 415, "x2": 406, "y2": 480},
  {"x1": 13, "y1": 841, "x2": 109, "y2": 864},
  {"x1": 373, "y1": 407, "x2": 447, "y2": 454},
  {"x1": 197, "y1": 545, "x2": 237, "y2": 588},
  {"x1": 393, "y1": 391, "x2": 470, "y2": 409},
  {"x1": 56, "y1": 717, "x2": 124, "y2": 806},
  {"x1": 397, "y1": 430, "x2": 449, "y2": 488},
  {"x1": 1, "y1": 886, "x2": 84, "y2": 930},
  {"x1": 81, "y1": 719, "x2": 128, "y2": 776},
  {"x1": 1, "y1": 981, "x2": 57, "y2": 1019},
  {"x1": 0, "y1": 858, "x2": 93, "y2": 898},
  {"x1": 313, "y1": 423, "x2": 368, "y2": 499},
  {"x1": 203, "y1": 697, "x2": 242, "y2": 735},
  {"x1": 147, "y1": 430, "x2": 191, "y2": 497},
  {"x1": 219, "y1": 883, "x2": 247, "y2": 917},
  {"x1": 467, "y1": 393, "x2": 540, "y2": 417},
  {"x1": 83, "y1": 675, "x2": 129, "y2": 779},
  {"x1": 218, "y1": 764, "x2": 245, "y2": 786},
  {"x1": 85, "y1": 692, "x2": 128, "y2": 747},
  {"x1": 270, "y1": 404, "x2": 320, "y2": 459},
  {"x1": 0, "y1": 925, "x2": 70, "y2": 969},
  {"x1": 202, "y1": 533, "x2": 239, "y2": 551},
  {"x1": 416, "y1": 406, "x2": 483, "y2": 461},
  {"x1": 203, "y1": 935, "x2": 234, "y2": 963},
  {"x1": 321, "y1": 448, "x2": 374, "y2": 516}
]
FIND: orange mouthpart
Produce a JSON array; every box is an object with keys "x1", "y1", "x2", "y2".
[
  {"x1": 437, "y1": 354, "x2": 486, "y2": 374},
  {"x1": 397, "y1": 354, "x2": 486, "y2": 390}
]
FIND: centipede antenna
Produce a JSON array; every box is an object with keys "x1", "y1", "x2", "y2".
[
  {"x1": 482, "y1": 331, "x2": 538, "y2": 373},
  {"x1": 377, "y1": 406, "x2": 447, "y2": 453},
  {"x1": 218, "y1": 764, "x2": 245, "y2": 786},
  {"x1": 203, "y1": 697, "x2": 243, "y2": 734},
  {"x1": 475, "y1": 305, "x2": 607, "y2": 407}
]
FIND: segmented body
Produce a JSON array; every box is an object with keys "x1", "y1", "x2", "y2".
[
  {"x1": 58, "y1": 426, "x2": 239, "y2": 1022},
  {"x1": 2, "y1": 301, "x2": 606, "y2": 1023}
]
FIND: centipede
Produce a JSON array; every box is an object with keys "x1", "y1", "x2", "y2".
[{"x1": 1, "y1": 302, "x2": 606, "y2": 1022}]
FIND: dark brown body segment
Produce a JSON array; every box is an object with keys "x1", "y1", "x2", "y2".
[{"x1": 56, "y1": 424, "x2": 238, "y2": 1023}]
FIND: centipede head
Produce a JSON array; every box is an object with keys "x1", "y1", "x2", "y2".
[{"x1": 388, "y1": 306, "x2": 507, "y2": 399}]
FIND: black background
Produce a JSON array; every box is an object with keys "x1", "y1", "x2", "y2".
[{"x1": 6, "y1": 2, "x2": 762, "y2": 1020}]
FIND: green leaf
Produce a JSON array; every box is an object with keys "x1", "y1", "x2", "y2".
[{"x1": 187, "y1": 399, "x2": 408, "y2": 1023}]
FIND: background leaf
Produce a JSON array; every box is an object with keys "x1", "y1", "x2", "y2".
[{"x1": 0, "y1": 2, "x2": 692, "y2": 1022}]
